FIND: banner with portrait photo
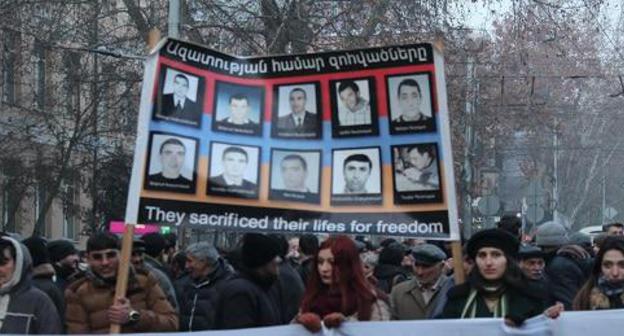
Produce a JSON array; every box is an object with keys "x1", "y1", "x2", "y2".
[{"x1": 126, "y1": 38, "x2": 460, "y2": 240}]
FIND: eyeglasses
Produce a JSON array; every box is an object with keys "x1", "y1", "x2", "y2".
[{"x1": 90, "y1": 250, "x2": 118, "y2": 261}]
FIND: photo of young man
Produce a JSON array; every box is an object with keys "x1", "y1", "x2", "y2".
[
  {"x1": 212, "y1": 81, "x2": 264, "y2": 136},
  {"x1": 269, "y1": 149, "x2": 321, "y2": 204},
  {"x1": 153, "y1": 67, "x2": 204, "y2": 127},
  {"x1": 272, "y1": 83, "x2": 321, "y2": 139},
  {"x1": 331, "y1": 147, "x2": 382, "y2": 206},
  {"x1": 207, "y1": 143, "x2": 260, "y2": 199},
  {"x1": 144, "y1": 133, "x2": 198, "y2": 194},
  {"x1": 392, "y1": 143, "x2": 443, "y2": 204},
  {"x1": 386, "y1": 73, "x2": 435, "y2": 134},
  {"x1": 330, "y1": 77, "x2": 379, "y2": 137}
]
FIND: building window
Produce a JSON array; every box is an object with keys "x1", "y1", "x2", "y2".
[
  {"x1": 62, "y1": 179, "x2": 76, "y2": 239},
  {"x1": 2, "y1": 30, "x2": 18, "y2": 104},
  {"x1": 34, "y1": 182, "x2": 47, "y2": 236},
  {"x1": 34, "y1": 40, "x2": 46, "y2": 109},
  {"x1": 64, "y1": 52, "x2": 81, "y2": 112}
]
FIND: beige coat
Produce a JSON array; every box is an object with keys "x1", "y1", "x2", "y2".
[{"x1": 390, "y1": 275, "x2": 450, "y2": 320}]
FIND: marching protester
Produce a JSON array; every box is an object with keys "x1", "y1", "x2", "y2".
[
  {"x1": 518, "y1": 244, "x2": 550, "y2": 297},
  {"x1": 269, "y1": 234, "x2": 306, "y2": 324},
  {"x1": 390, "y1": 243, "x2": 453, "y2": 320},
  {"x1": 573, "y1": 237, "x2": 624, "y2": 310},
  {"x1": 441, "y1": 229, "x2": 564, "y2": 326},
  {"x1": 214, "y1": 233, "x2": 282, "y2": 329},
  {"x1": 47, "y1": 239, "x2": 80, "y2": 291},
  {"x1": 0, "y1": 235, "x2": 62, "y2": 334},
  {"x1": 360, "y1": 250, "x2": 380, "y2": 287},
  {"x1": 374, "y1": 241, "x2": 411, "y2": 293},
  {"x1": 141, "y1": 232, "x2": 172, "y2": 278},
  {"x1": 178, "y1": 241, "x2": 234, "y2": 331},
  {"x1": 296, "y1": 234, "x2": 319, "y2": 285},
  {"x1": 295, "y1": 235, "x2": 390, "y2": 333},
  {"x1": 22, "y1": 236, "x2": 66, "y2": 325},
  {"x1": 65, "y1": 233, "x2": 178, "y2": 333},
  {"x1": 603, "y1": 222, "x2": 624, "y2": 236},
  {"x1": 536, "y1": 221, "x2": 592, "y2": 309},
  {"x1": 130, "y1": 239, "x2": 179, "y2": 312}
]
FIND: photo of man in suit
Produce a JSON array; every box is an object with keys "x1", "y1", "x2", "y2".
[
  {"x1": 209, "y1": 146, "x2": 256, "y2": 190},
  {"x1": 148, "y1": 138, "x2": 192, "y2": 185},
  {"x1": 273, "y1": 85, "x2": 321, "y2": 138},
  {"x1": 156, "y1": 72, "x2": 202, "y2": 125},
  {"x1": 278, "y1": 88, "x2": 317, "y2": 130}
]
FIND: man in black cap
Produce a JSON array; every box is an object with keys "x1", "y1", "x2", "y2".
[
  {"x1": 22, "y1": 236, "x2": 66, "y2": 325},
  {"x1": 518, "y1": 244, "x2": 546, "y2": 281},
  {"x1": 47, "y1": 239, "x2": 79, "y2": 290},
  {"x1": 389, "y1": 243, "x2": 452, "y2": 320},
  {"x1": 215, "y1": 233, "x2": 281, "y2": 329},
  {"x1": 131, "y1": 239, "x2": 179, "y2": 312},
  {"x1": 141, "y1": 232, "x2": 172, "y2": 278}
]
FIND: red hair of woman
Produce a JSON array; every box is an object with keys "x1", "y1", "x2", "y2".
[{"x1": 300, "y1": 235, "x2": 377, "y2": 320}]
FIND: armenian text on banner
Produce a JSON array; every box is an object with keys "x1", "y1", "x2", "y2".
[{"x1": 125, "y1": 38, "x2": 459, "y2": 239}]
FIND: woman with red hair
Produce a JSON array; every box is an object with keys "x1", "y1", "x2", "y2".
[{"x1": 295, "y1": 235, "x2": 390, "y2": 332}]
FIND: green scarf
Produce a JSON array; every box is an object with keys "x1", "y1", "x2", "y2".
[{"x1": 460, "y1": 288, "x2": 509, "y2": 318}]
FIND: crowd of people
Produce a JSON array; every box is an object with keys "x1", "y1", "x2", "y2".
[{"x1": 1, "y1": 218, "x2": 623, "y2": 334}]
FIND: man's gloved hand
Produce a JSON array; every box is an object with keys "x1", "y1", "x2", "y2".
[
  {"x1": 323, "y1": 312, "x2": 346, "y2": 328},
  {"x1": 296, "y1": 312, "x2": 322, "y2": 333}
]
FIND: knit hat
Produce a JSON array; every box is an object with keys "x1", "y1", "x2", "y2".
[
  {"x1": 133, "y1": 239, "x2": 146, "y2": 254},
  {"x1": 378, "y1": 242, "x2": 407, "y2": 266},
  {"x1": 47, "y1": 239, "x2": 78, "y2": 263},
  {"x1": 535, "y1": 221, "x2": 568, "y2": 247},
  {"x1": 241, "y1": 233, "x2": 280, "y2": 269},
  {"x1": 23, "y1": 236, "x2": 50, "y2": 267},
  {"x1": 411, "y1": 243, "x2": 446, "y2": 266},
  {"x1": 518, "y1": 244, "x2": 544, "y2": 260},
  {"x1": 466, "y1": 228, "x2": 520, "y2": 259},
  {"x1": 568, "y1": 232, "x2": 592, "y2": 248}
]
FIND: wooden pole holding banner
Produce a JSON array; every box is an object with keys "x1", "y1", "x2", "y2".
[
  {"x1": 451, "y1": 241, "x2": 466, "y2": 284},
  {"x1": 110, "y1": 28, "x2": 161, "y2": 334},
  {"x1": 431, "y1": 35, "x2": 466, "y2": 285}
]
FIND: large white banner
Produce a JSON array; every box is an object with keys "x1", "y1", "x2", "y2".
[{"x1": 139, "y1": 309, "x2": 623, "y2": 336}]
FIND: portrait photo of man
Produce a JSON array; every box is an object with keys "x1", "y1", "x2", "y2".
[
  {"x1": 207, "y1": 143, "x2": 260, "y2": 199},
  {"x1": 392, "y1": 143, "x2": 443, "y2": 204},
  {"x1": 337, "y1": 80, "x2": 372, "y2": 126},
  {"x1": 144, "y1": 133, "x2": 198, "y2": 194},
  {"x1": 212, "y1": 81, "x2": 264, "y2": 136},
  {"x1": 269, "y1": 149, "x2": 321, "y2": 204},
  {"x1": 153, "y1": 67, "x2": 204, "y2": 127},
  {"x1": 331, "y1": 147, "x2": 382, "y2": 205},
  {"x1": 386, "y1": 73, "x2": 435, "y2": 134},
  {"x1": 330, "y1": 77, "x2": 379, "y2": 137},
  {"x1": 272, "y1": 83, "x2": 321, "y2": 139}
]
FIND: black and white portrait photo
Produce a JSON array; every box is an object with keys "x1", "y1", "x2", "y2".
[
  {"x1": 211, "y1": 81, "x2": 264, "y2": 136},
  {"x1": 207, "y1": 142, "x2": 260, "y2": 199},
  {"x1": 330, "y1": 77, "x2": 379, "y2": 137},
  {"x1": 152, "y1": 67, "x2": 205, "y2": 127},
  {"x1": 331, "y1": 147, "x2": 382, "y2": 206},
  {"x1": 392, "y1": 143, "x2": 443, "y2": 204},
  {"x1": 269, "y1": 149, "x2": 321, "y2": 204},
  {"x1": 271, "y1": 83, "x2": 322, "y2": 139},
  {"x1": 386, "y1": 73, "x2": 435, "y2": 134},
  {"x1": 143, "y1": 132, "x2": 198, "y2": 194}
]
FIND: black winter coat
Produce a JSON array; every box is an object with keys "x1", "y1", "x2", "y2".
[
  {"x1": 178, "y1": 260, "x2": 234, "y2": 331},
  {"x1": 270, "y1": 261, "x2": 305, "y2": 323},
  {"x1": 545, "y1": 253, "x2": 590, "y2": 309},
  {"x1": 31, "y1": 264, "x2": 65, "y2": 326},
  {"x1": 374, "y1": 264, "x2": 411, "y2": 294},
  {"x1": 441, "y1": 282, "x2": 545, "y2": 324},
  {"x1": 214, "y1": 271, "x2": 281, "y2": 330}
]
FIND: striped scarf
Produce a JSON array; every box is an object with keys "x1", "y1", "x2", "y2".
[{"x1": 460, "y1": 288, "x2": 509, "y2": 318}]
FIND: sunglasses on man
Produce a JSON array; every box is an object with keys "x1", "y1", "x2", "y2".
[{"x1": 90, "y1": 250, "x2": 118, "y2": 261}]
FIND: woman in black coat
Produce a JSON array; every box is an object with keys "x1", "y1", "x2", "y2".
[{"x1": 441, "y1": 229, "x2": 563, "y2": 326}]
